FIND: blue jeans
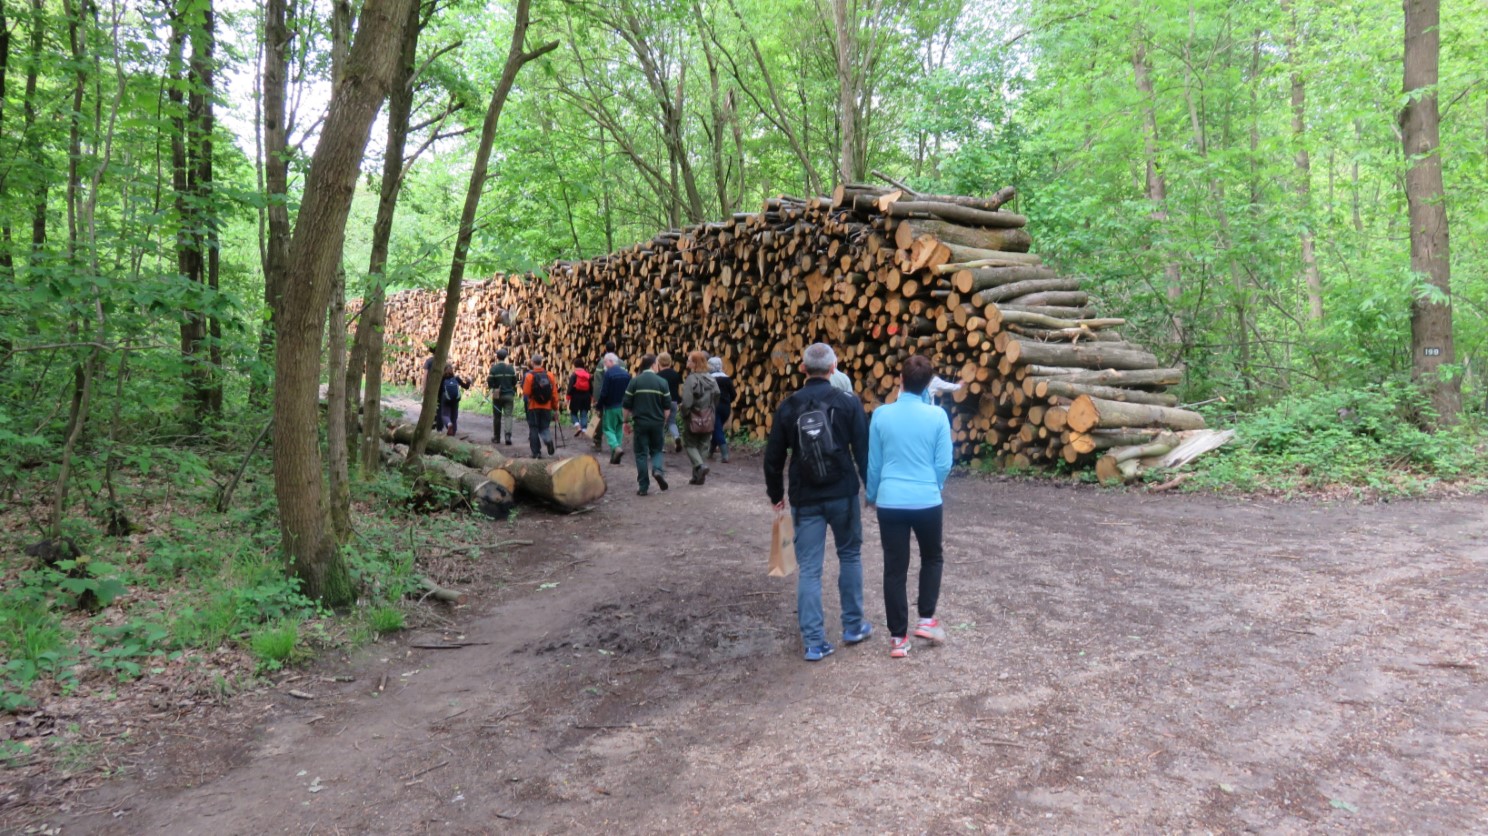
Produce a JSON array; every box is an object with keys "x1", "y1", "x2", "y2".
[{"x1": 792, "y1": 496, "x2": 865, "y2": 647}]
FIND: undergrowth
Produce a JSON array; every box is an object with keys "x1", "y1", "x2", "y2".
[
  {"x1": 0, "y1": 423, "x2": 490, "y2": 715},
  {"x1": 1183, "y1": 383, "x2": 1488, "y2": 496}
]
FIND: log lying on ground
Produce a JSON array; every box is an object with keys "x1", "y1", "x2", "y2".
[
  {"x1": 1032, "y1": 378, "x2": 1179, "y2": 407},
  {"x1": 382, "y1": 444, "x2": 515, "y2": 519},
  {"x1": 502, "y1": 456, "x2": 607, "y2": 510},
  {"x1": 383, "y1": 423, "x2": 605, "y2": 511},
  {"x1": 1003, "y1": 339, "x2": 1159, "y2": 371},
  {"x1": 1095, "y1": 432, "x2": 1179, "y2": 482}
]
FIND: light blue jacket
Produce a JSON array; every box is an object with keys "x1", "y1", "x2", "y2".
[{"x1": 866, "y1": 396, "x2": 953, "y2": 509}]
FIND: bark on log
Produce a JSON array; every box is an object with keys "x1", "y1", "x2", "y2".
[
  {"x1": 1004, "y1": 339, "x2": 1159, "y2": 371},
  {"x1": 885, "y1": 200, "x2": 1029, "y2": 229},
  {"x1": 1019, "y1": 366, "x2": 1184, "y2": 388},
  {"x1": 972, "y1": 278, "x2": 1082, "y2": 306},
  {"x1": 1066, "y1": 395, "x2": 1207, "y2": 433},
  {"x1": 896, "y1": 220, "x2": 1033, "y2": 253},
  {"x1": 502, "y1": 456, "x2": 607, "y2": 511},
  {"x1": 952, "y1": 266, "x2": 1056, "y2": 294},
  {"x1": 1094, "y1": 432, "x2": 1179, "y2": 482},
  {"x1": 1033, "y1": 378, "x2": 1179, "y2": 407},
  {"x1": 382, "y1": 444, "x2": 515, "y2": 519}
]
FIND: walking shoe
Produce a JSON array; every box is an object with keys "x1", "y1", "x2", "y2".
[
  {"x1": 843, "y1": 623, "x2": 874, "y2": 644},
  {"x1": 689, "y1": 465, "x2": 701, "y2": 485},
  {"x1": 913, "y1": 618, "x2": 946, "y2": 643},
  {"x1": 505, "y1": 436, "x2": 513, "y2": 446},
  {"x1": 721, "y1": 453, "x2": 729, "y2": 463},
  {"x1": 695, "y1": 463, "x2": 709, "y2": 485},
  {"x1": 493, "y1": 434, "x2": 500, "y2": 444},
  {"x1": 804, "y1": 642, "x2": 835, "y2": 662},
  {"x1": 610, "y1": 449, "x2": 623, "y2": 465},
  {"x1": 653, "y1": 470, "x2": 668, "y2": 491},
  {"x1": 674, "y1": 438, "x2": 683, "y2": 453},
  {"x1": 889, "y1": 637, "x2": 911, "y2": 658},
  {"x1": 708, "y1": 448, "x2": 717, "y2": 461},
  {"x1": 636, "y1": 488, "x2": 648, "y2": 496},
  {"x1": 546, "y1": 438, "x2": 555, "y2": 455}
]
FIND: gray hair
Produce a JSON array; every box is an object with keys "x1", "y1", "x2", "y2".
[
  {"x1": 603, "y1": 352, "x2": 619, "y2": 367},
  {"x1": 707, "y1": 356, "x2": 723, "y2": 373},
  {"x1": 802, "y1": 343, "x2": 837, "y2": 376},
  {"x1": 531, "y1": 354, "x2": 544, "y2": 366}
]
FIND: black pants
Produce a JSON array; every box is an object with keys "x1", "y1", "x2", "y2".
[
  {"x1": 878, "y1": 505, "x2": 944, "y2": 639},
  {"x1": 527, "y1": 408, "x2": 553, "y2": 456}
]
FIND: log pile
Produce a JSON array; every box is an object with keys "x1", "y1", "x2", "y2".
[{"x1": 368, "y1": 184, "x2": 1205, "y2": 471}]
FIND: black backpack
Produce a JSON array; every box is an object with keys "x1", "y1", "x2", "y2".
[
  {"x1": 796, "y1": 395, "x2": 846, "y2": 486},
  {"x1": 528, "y1": 370, "x2": 554, "y2": 404},
  {"x1": 442, "y1": 376, "x2": 462, "y2": 403}
]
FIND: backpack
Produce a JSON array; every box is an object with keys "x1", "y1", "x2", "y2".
[
  {"x1": 688, "y1": 405, "x2": 715, "y2": 435},
  {"x1": 571, "y1": 368, "x2": 592, "y2": 393},
  {"x1": 441, "y1": 376, "x2": 462, "y2": 403},
  {"x1": 796, "y1": 395, "x2": 846, "y2": 486},
  {"x1": 528, "y1": 370, "x2": 554, "y2": 405}
]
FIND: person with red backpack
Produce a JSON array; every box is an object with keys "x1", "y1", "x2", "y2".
[
  {"x1": 522, "y1": 355, "x2": 559, "y2": 458},
  {"x1": 568, "y1": 365, "x2": 593, "y2": 437}
]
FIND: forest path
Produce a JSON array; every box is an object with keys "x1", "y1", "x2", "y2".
[{"x1": 56, "y1": 397, "x2": 1488, "y2": 833}]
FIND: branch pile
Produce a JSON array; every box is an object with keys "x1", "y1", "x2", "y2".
[{"x1": 370, "y1": 185, "x2": 1206, "y2": 471}]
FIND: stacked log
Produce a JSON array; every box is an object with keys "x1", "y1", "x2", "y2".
[{"x1": 367, "y1": 184, "x2": 1205, "y2": 471}]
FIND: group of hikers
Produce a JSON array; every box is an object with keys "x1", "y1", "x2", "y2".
[
  {"x1": 428, "y1": 340, "x2": 955, "y2": 661},
  {"x1": 426, "y1": 342, "x2": 738, "y2": 491}
]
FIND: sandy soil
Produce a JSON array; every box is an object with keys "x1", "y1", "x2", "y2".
[{"x1": 43, "y1": 398, "x2": 1488, "y2": 833}]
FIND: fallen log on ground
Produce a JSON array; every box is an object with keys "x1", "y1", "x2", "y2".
[
  {"x1": 383, "y1": 423, "x2": 605, "y2": 511},
  {"x1": 381, "y1": 444, "x2": 515, "y2": 519}
]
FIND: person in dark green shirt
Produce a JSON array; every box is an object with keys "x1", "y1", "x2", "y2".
[
  {"x1": 486, "y1": 349, "x2": 519, "y2": 445},
  {"x1": 623, "y1": 353, "x2": 673, "y2": 496}
]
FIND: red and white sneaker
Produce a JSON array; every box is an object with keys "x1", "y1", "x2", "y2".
[
  {"x1": 889, "y1": 636, "x2": 911, "y2": 658},
  {"x1": 913, "y1": 618, "x2": 946, "y2": 643}
]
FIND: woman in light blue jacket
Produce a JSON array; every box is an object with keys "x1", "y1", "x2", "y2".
[{"x1": 866, "y1": 354, "x2": 953, "y2": 658}]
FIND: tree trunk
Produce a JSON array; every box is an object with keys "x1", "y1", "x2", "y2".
[
  {"x1": 1284, "y1": 0, "x2": 1322, "y2": 323},
  {"x1": 355, "y1": 0, "x2": 420, "y2": 479},
  {"x1": 256, "y1": 0, "x2": 292, "y2": 405},
  {"x1": 1133, "y1": 36, "x2": 1184, "y2": 348},
  {"x1": 272, "y1": 0, "x2": 414, "y2": 606},
  {"x1": 831, "y1": 0, "x2": 857, "y2": 185},
  {"x1": 403, "y1": 0, "x2": 556, "y2": 470},
  {"x1": 1400, "y1": 0, "x2": 1460, "y2": 425}
]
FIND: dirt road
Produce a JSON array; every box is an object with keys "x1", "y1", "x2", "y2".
[{"x1": 57, "y1": 400, "x2": 1488, "y2": 833}]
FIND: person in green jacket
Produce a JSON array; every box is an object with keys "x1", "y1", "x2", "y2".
[
  {"x1": 486, "y1": 348, "x2": 519, "y2": 445},
  {"x1": 623, "y1": 353, "x2": 673, "y2": 496}
]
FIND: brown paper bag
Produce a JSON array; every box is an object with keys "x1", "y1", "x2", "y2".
[
  {"x1": 767, "y1": 509, "x2": 797, "y2": 577},
  {"x1": 586, "y1": 410, "x2": 602, "y2": 438}
]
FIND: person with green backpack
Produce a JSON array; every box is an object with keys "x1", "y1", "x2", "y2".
[{"x1": 486, "y1": 348, "x2": 519, "y2": 445}]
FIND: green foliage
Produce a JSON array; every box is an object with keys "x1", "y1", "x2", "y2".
[
  {"x1": 1188, "y1": 383, "x2": 1488, "y2": 494},
  {"x1": 248, "y1": 621, "x2": 303, "y2": 672},
  {"x1": 367, "y1": 605, "x2": 406, "y2": 635},
  {"x1": 88, "y1": 619, "x2": 176, "y2": 682}
]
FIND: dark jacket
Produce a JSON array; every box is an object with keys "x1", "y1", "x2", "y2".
[
  {"x1": 658, "y1": 368, "x2": 684, "y2": 403},
  {"x1": 597, "y1": 365, "x2": 631, "y2": 409},
  {"x1": 487, "y1": 361, "x2": 518, "y2": 399},
  {"x1": 764, "y1": 377, "x2": 869, "y2": 507},
  {"x1": 712, "y1": 372, "x2": 736, "y2": 414},
  {"x1": 623, "y1": 369, "x2": 672, "y2": 425}
]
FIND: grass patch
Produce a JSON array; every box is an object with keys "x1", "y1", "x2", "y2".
[
  {"x1": 248, "y1": 621, "x2": 303, "y2": 671},
  {"x1": 367, "y1": 605, "x2": 406, "y2": 634}
]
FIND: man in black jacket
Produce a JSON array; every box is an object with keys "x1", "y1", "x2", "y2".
[{"x1": 763, "y1": 342, "x2": 871, "y2": 662}]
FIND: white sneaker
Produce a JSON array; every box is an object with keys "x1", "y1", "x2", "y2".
[{"x1": 913, "y1": 618, "x2": 945, "y2": 643}]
